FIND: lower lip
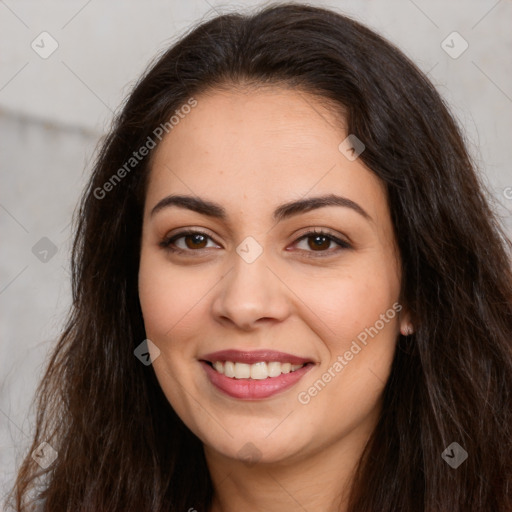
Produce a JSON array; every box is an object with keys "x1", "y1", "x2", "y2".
[{"x1": 200, "y1": 361, "x2": 313, "y2": 400}]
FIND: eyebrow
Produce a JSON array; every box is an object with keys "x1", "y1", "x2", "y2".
[{"x1": 149, "y1": 193, "x2": 372, "y2": 222}]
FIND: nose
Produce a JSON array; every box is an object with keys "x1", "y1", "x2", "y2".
[{"x1": 211, "y1": 250, "x2": 292, "y2": 331}]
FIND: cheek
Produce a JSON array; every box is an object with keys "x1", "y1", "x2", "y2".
[
  {"x1": 296, "y1": 261, "x2": 399, "y2": 401},
  {"x1": 138, "y1": 250, "x2": 212, "y2": 343},
  {"x1": 137, "y1": 252, "x2": 212, "y2": 418},
  {"x1": 295, "y1": 272, "x2": 399, "y2": 433},
  {"x1": 305, "y1": 264, "x2": 400, "y2": 347},
  {"x1": 320, "y1": 278, "x2": 398, "y2": 370}
]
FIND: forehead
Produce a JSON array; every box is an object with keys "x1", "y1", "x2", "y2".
[{"x1": 144, "y1": 86, "x2": 387, "y2": 224}]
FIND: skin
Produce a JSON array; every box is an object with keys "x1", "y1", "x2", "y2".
[{"x1": 138, "y1": 85, "x2": 412, "y2": 512}]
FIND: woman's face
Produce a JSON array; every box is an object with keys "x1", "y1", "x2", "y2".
[{"x1": 138, "y1": 86, "x2": 407, "y2": 466}]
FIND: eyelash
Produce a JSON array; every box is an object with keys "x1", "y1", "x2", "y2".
[{"x1": 159, "y1": 228, "x2": 351, "y2": 258}]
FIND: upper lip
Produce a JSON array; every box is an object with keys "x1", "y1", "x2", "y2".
[{"x1": 200, "y1": 349, "x2": 313, "y2": 365}]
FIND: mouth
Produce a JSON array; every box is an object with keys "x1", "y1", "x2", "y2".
[{"x1": 199, "y1": 349, "x2": 315, "y2": 400}]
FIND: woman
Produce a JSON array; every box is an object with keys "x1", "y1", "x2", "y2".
[{"x1": 6, "y1": 3, "x2": 512, "y2": 511}]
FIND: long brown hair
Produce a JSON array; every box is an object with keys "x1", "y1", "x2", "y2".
[{"x1": 6, "y1": 3, "x2": 512, "y2": 511}]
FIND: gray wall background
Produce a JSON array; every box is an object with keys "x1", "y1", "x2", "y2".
[{"x1": 1, "y1": 0, "x2": 511, "y2": 503}]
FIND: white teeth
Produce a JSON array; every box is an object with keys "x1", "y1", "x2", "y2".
[
  {"x1": 213, "y1": 361, "x2": 224, "y2": 374},
  {"x1": 267, "y1": 361, "x2": 282, "y2": 377},
  {"x1": 224, "y1": 361, "x2": 235, "y2": 378},
  {"x1": 211, "y1": 361, "x2": 304, "y2": 379},
  {"x1": 250, "y1": 362, "x2": 268, "y2": 380},
  {"x1": 234, "y1": 362, "x2": 251, "y2": 379}
]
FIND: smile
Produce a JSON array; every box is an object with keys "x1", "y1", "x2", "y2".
[{"x1": 200, "y1": 349, "x2": 315, "y2": 399}]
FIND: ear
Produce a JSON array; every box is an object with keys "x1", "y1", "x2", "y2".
[{"x1": 399, "y1": 308, "x2": 414, "y2": 336}]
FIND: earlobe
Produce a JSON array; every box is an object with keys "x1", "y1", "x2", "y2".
[
  {"x1": 400, "y1": 324, "x2": 414, "y2": 336},
  {"x1": 399, "y1": 309, "x2": 414, "y2": 336}
]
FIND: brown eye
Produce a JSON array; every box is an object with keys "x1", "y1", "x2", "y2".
[
  {"x1": 294, "y1": 230, "x2": 351, "y2": 256},
  {"x1": 159, "y1": 230, "x2": 218, "y2": 253},
  {"x1": 183, "y1": 233, "x2": 208, "y2": 249},
  {"x1": 306, "y1": 234, "x2": 332, "y2": 251},
  {"x1": 160, "y1": 228, "x2": 351, "y2": 257}
]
